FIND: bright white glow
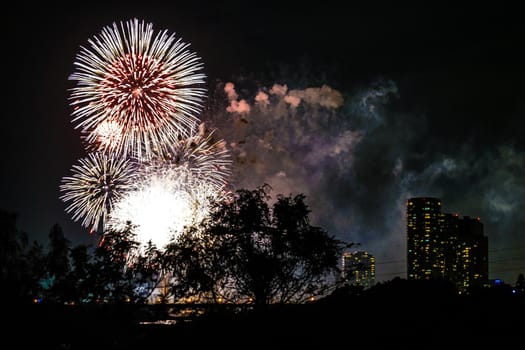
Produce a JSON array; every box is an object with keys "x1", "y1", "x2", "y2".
[
  {"x1": 109, "y1": 177, "x2": 192, "y2": 248},
  {"x1": 92, "y1": 120, "x2": 123, "y2": 152},
  {"x1": 107, "y1": 166, "x2": 227, "y2": 249}
]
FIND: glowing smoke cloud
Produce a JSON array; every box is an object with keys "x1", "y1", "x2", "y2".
[
  {"x1": 205, "y1": 79, "x2": 405, "y2": 281},
  {"x1": 207, "y1": 81, "x2": 354, "y2": 196},
  {"x1": 205, "y1": 77, "x2": 525, "y2": 284}
]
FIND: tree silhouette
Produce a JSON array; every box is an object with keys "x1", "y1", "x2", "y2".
[
  {"x1": 66, "y1": 244, "x2": 93, "y2": 303},
  {"x1": 516, "y1": 273, "x2": 525, "y2": 295},
  {"x1": 165, "y1": 185, "x2": 346, "y2": 306},
  {"x1": 25, "y1": 240, "x2": 46, "y2": 301},
  {"x1": 0, "y1": 210, "x2": 30, "y2": 302},
  {"x1": 44, "y1": 223, "x2": 72, "y2": 302},
  {"x1": 132, "y1": 240, "x2": 165, "y2": 303},
  {"x1": 88, "y1": 223, "x2": 140, "y2": 303}
]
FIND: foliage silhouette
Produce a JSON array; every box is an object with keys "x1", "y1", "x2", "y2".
[
  {"x1": 1, "y1": 219, "x2": 166, "y2": 304},
  {"x1": 1, "y1": 209, "x2": 30, "y2": 302},
  {"x1": 514, "y1": 273, "x2": 525, "y2": 295},
  {"x1": 165, "y1": 185, "x2": 347, "y2": 305},
  {"x1": 45, "y1": 224, "x2": 72, "y2": 302}
]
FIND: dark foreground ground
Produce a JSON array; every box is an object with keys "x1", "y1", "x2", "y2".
[{"x1": 5, "y1": 292, "x2": 524, "y2": 349}]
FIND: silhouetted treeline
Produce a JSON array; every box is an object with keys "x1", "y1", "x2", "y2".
[
  {"x1": 0, "y1": 213, "x2": 164, "y2": 305},
  {"x1": 0, "y1": 186, "x2": 350, "y2": 306},
  {"x1": 0, "y1": 210, "x2": 44, "y2": 303}
]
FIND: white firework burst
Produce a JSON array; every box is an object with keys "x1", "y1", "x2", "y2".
[
  {"x1": 106, "y1": 166, "x2": 228, "y2": 249},
  {"x1": 145, "y1": 123, "x2": 232, "y2": 188},
  {"x1": 60, "y1": 152, "x2": 136, "y2": 232}
]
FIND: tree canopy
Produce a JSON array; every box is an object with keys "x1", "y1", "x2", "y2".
[{"x1": 165, "y1": 185, "x2": 347, "y2": 305}]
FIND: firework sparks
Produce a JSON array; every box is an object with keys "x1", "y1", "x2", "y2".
[
  {"x1": 107, "y1": 166, "x2": 227, "y2": 248},
  {"x1": 89, "y1": 120, "x2": 124, "y2": 152},
  {"x1": 69, "y1": 18, "x2": 206, "y2": 159},
  {"x1": 60, "y1": 152, "x2": 136, "y2": 232},
  {"x1": 62, "y1": 19, "x2": 233, "y2": 249},
  {"x1": 147, "y1": 123, "x2": 232, "y2": 188}
]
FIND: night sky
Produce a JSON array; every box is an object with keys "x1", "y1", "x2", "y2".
[{"x1": 4, "y1": 2, "x2": 524, "y2": 283}]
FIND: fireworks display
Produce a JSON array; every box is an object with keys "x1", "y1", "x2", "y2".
[
  {"x1": 106, "y1": 167, "x2": 226, "y2": 248},
  {"x1": 59, "y1": 152, "x2": 135, "y2": 232},
  {"x1": 61, "y1": 19, "x2": 231, "y2": 249},
  {"x1": 146, "y1": 124, "x2": 231, "y2": 188},
  {"x1": 69, "y1": 18, "x2": 206, "y2": 160}
]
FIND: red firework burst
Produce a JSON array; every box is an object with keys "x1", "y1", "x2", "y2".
[{"x1": 69, "y1": 18, "x2": 206, "y2": 160}]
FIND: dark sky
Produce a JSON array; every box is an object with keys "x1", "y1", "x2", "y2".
[{"x1": 4, "y1": 2, "x2": 524, "y2": 283}]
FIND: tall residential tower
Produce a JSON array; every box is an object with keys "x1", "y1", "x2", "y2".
[
  {"x1": 406, "y1": 197, "x2": 446, "y2": 280},
  {"x1": 406, "y1": 197, "x2": 488, "y2": 293},
  {"x1": 341, "y1": 250, "x2": 376, "y2": 289}
]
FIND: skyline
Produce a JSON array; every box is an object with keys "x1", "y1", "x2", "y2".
[{"x1": 3, "y1": 2, "x2": 524, "y2": 284}]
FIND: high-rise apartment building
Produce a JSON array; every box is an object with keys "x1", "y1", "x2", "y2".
[
  {"x1": 453, "y1": 216, "x2": 488, "y2": 292},
  {"x1": 407, "y1": 197, "x2": 489, "y2": 293},
  {"x1": 406, "y1": 197, "x2": 446, "y2": 280},
  {"x1": 341, "y1": 250, "x2": 376, "y2": 289}
]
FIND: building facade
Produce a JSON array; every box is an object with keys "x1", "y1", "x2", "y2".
[
  {"x1": 407, "y1": 197, "x2": 489, "y2": 293},
  {"x1": 406, "y1": 197, "x2": 446, "y2": 280},
  {"x1": 341, "y1": 250, "x2": 376, "y2": 289},
  {"x1": 452, "y1": 216, "x2": 489, "y2": 292}
]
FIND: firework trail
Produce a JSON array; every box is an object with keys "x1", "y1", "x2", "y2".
[
  {"x1": 69, "y1": 18, "x2": 206, "y2": 159},
  {"x1": 60, "y1": 152, "x2": 136, "y2": 232}
]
